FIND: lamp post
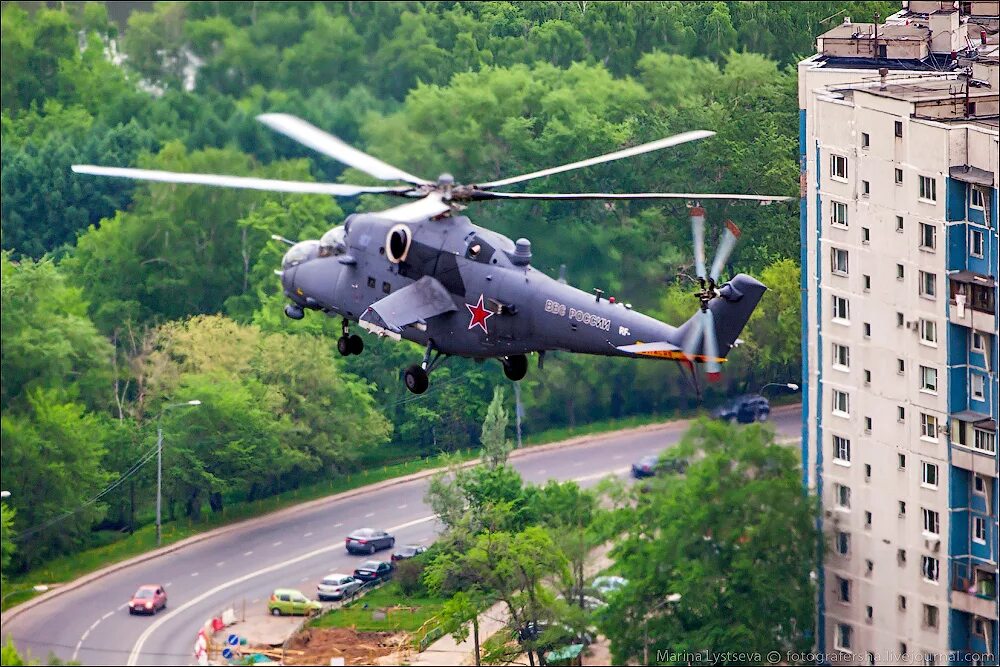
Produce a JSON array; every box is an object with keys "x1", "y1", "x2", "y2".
[
  {"x1": 156, "y1": 400, "x2": 202, "y2": 547},
  {"x1": 759, "y1": 382, "x2": 800, "y2": 394},
  {"x1": 1, "y1": 584, "x2": 49, "y2": 605},
  {"x1": 643, "y1": 593, "x2": 682, "y2": 665},
  {"x1": 0, "y1": 491, "x2": 9, "y2": 499}
]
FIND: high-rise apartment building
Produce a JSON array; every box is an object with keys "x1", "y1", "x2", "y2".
[{"x1": 799, "y1": 2, "x2": 998, "y2": 664}]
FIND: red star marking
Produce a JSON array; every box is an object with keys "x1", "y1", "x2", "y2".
[{"x1": 466, "y1": 294, "x2": 495, "y2": 333}]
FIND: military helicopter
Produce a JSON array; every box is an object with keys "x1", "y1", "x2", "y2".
[{"x1": 73, "y1": 114, "x2": 792, "y2": 394}]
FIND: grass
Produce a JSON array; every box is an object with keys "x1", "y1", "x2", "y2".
[
  {"x1": 3, "y1": 401, "x2": 799, "y2": 611},
  {"x1": 308, "y1": 582, "x2": 445, "y2": 634}
]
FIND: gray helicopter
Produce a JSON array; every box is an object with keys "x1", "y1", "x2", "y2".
[{"x1": 73, "y1": 114, "x2": 792, "y2": 394}]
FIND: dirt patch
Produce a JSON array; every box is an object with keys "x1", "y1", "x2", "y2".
[{"x1": 282, "y1": 627, "x2": 410, "y2": 666}]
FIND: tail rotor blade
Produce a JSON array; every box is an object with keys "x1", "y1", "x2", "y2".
[
  {"x1": 709, "y1": 220, "x2": 741, "y2": 283},
  {"x1": 702, "y1": 310, "x2": 722, "y2": 382},
  {"x1": 690, "y1": 206, "x2": 706, "y2": 280},
  {"x1": 682, "y1": 310, "x2": 706, "y2": 361}
]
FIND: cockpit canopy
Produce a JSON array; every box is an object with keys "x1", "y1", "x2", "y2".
[
  {"x1": 319, "y1": 225, "x2": 347, "y2": 257},
  {"x1": 282, "y1": 240, "x2": 320, "y2": 269}
]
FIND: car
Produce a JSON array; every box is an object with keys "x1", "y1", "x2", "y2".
[
  {"x1": 518, "y1": 621, "x2": 595, "y2": 650},
  {"x1": 557, "y1": 593, "x2": 607, "y2": 611},
  {"x1": 631, "y1": 454, "x2": 687, "y2": 479},
  {"x1": 345, "y1": 528, "x2": 395, "y2": 555},
  {"x1": 353, "y1": 560, "x2": 394, "y2": 583},
  {"x1": 268, "y1": 588, "x2": 323, "y2": 616},
  {"x1": 591, "y1": 575, "x2": 628, "y2": 596},
  {"x1": 390, "y1": 544, "x2": 427, "y2": 562},
  {"x1": 128, "y1": 584, "x2": 167, "y2": 615},
  {"x1": 712, "y1": 394, "x2": 770, "y2": 424},
  {"x1": 316, "y1": 573, "x2": 362, "y2": 601}
]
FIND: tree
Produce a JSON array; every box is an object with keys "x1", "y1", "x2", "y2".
[
  {"x1": 1, "y1": 503, "x2": 15, "y2": 582},
  {"x1": 481, "y1": 386, "x2": 512, "y2": 469},
  {"x1": 601, "y1": 419, "x2": 819, "y2": 664},
  {"x1": 438, "y1": 590, "x2": 485, "y2": 666}
]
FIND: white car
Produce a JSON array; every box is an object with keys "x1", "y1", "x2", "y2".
[
  {"x1": 316, "y1": 573, "x2": 362, "y2": 601},
  {"x1": 591, "y1": 575, "x2": 628, "y2": 596}
]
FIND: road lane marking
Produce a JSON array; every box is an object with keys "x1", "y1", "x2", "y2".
[
  {"x1": 118, "y1": 604, "x2": 127, "y2": 610},
  {"x1": 102, "y1": 611, "x2": 114, "y2": 620},
  {"x1": 129, "y1": 513, "x2": 439, "y2": 664},
  {"x1": 89, "y1": 619, "x2": 101, "y2": 632},
  {"x1": 165, "y1": 582, "x2": 172, "y2": 587},
  {"x1": 397, "y1": 504, "x2": 408, "y2": 509},
  {"x1": 273, "y1": 541, "x2": 283, "y2": 547},
  {"x1": 301, "y1": 577, "x2": 310, "y2": 582},
  {"x1": 364, "y1": 512, "x2": 374, "y2": 518},
  {"x1": 334, "y1": 522, "x2": 343, "y2": 528},
  {"x1": 216, "y1": 561, "x2": 226, "y2": 567},
  {"x1": 612, "y1": 455, "x2": 623, "y2": 460},
  {"x1": 244, "y1": 551, "x2": 253, "y2": 556},
  {"x1": 73, "y1": 640, "x2": 83, "y2": 661},
  {"x1": 191, "y1": 572, "x2": 199, "y2": 577},
  {"x1": 572, "y1": 466, "x2": 630, "y2": 483},
  {"x1": 303, "y1": 532, "x2": 313, "y2": 538}
]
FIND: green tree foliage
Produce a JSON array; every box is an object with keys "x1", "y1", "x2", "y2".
[
  {"x1": 601, "y1": 419, "x2": 819, "y2": 663},
  {"x1": 1, "y1": 503, "x2": 15, "y2": 582},
  {"x1": 481, "y1": 387, "x2": 512, "y2": 469}
]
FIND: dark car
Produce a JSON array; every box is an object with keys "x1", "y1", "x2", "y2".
[
  {"x1": 353, "y1": 560, "x2": 394, "y2": 583},
  {"x1": 712, "y1": 394, "x2": 770, "y2": 424},
  {"x1": 391, "y1": 544, "x2": 427, "y2": 562},
  {"x1": 345, "y1": 528, "x2": 395, "y2": 555},
  {"x1": 631, "y1": 454, "x2": 687, "y2": 479}
]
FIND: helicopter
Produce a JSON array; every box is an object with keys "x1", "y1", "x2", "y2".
[{"x1": 73, "y1": 113, "x2": 792, "y2": 395}]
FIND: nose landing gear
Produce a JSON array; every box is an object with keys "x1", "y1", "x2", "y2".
[{"x1": 337, "y1": 319, "x2": 364, "y2": 356}]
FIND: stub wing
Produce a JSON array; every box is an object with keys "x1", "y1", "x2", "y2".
[{"x1": 359, "y1": 276, "x2": 457, "y2": 339}]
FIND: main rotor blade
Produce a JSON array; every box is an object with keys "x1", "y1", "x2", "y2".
[
  {"x1": 257, "y1": 113, "x2": 431, "y2": 186},
  {"x1": 471, "y1": 191, "x2": 794, "y2": 203},
  {"x1": 690, "y1": 206, "x2": 707, "y2": 280},
  {"x1": 71, "y1": 165, "x2": 413, "y2": 197},
  {"x1": 374, "y1": 193, "x2": 452, "y2": 223},
  {"x1": 709, "y1": 220, "x2": 741, "y2": 282},
  {"x1": 476, "y1": 130, "x2": 715, "y2": 189}
]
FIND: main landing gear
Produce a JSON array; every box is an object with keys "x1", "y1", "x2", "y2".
[
  {"x1": 403, "y1": 341, "x2": 448, "y2": 395},
  {"x1": 337, "y1": 319, "x2": 364, "y2": 356}
]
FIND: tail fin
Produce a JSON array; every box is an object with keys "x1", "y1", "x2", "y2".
[{"x1": 676, "y1": 273, "x2": 766, "y2": 360}]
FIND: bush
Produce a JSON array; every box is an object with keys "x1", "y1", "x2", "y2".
[{"x1": 395, "y1": 559, "x2": 426, "y2": 596}]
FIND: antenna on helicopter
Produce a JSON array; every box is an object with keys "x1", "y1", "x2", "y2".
[{"x1": 271, "y1": 234, "x2": 296, "y2": 246}]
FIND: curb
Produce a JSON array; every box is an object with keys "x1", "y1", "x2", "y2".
[{"x1": 1, "y1": 404, "x2": 800, "y2": 626}]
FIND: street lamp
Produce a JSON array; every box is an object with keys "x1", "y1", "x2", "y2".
[
  {"x1": 643, "y1": 593, "x2": 682, "y2": 664},
  {"x1": 1, "y1": 584, "x2": 50, "y2": 605},
  {"x1": 0, "y1": 491, "x2": 10, "y2": 499},
  {"x1": 759, "y1": 382, "x2": 800, "y2": 394},
  {"x1": 156, "y1": 400, "x2": 202, "y2": 547}
]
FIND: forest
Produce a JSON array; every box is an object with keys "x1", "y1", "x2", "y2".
[{"x1": 0, "y1": 1, "x2": 893, "y2": 576}]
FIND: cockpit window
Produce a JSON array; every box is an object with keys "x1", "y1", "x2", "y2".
[
  {"x1": 282, "y1": 240, "x2": 320, "y2": 269},
  {"x1": 319, "y1": 226, "x2": 347, "y2": 257}
]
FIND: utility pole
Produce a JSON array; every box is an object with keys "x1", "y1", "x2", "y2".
[{"x1": 513, "y1": 381, "x2": 523, "y2": 448}]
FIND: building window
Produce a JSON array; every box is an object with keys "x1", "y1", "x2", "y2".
[
  {"x1": 897, "y1": 312, "x2": 905, "y2": 327},
  {"x1": 896, "y1": 215, "x2": 904, "y2": 231},
  {"x1": 971, "y1": 331, "x2": 986, "y2": 353},
  {"x1": 973, "y1": 428, "x2": 996, "y2": 454},
  {"x1": 862, "y1": 226, "x2": 870, "y2": 244},
  {"x1": 973, "y1": 474, "x2": 987, "y2": 495},
  {"x1": 919, "y1": 271, "x2": 936, "y2": 299},
  {"x1": 919, "y1": 175, "x2": 937, "y2": 202},
  {"x1": 833, "y1": 343, "x2": 850, "y2": 369},
  {"x1": 895, "y1": 168, "x2": 903, "y2": 184},
  {"x1": 898, "y1": 405, "x2": 906, "y2": 422},
  {"x1": 899, "y1": 595, "x2": 907, "y2": 610},
  {"x1": 832, "y1": 295, "x2": 849, "y2": 321},
  {"x1": 832, "y1": 389, "x2": 850, "y2": 416},
  {"x1": 922, "y1": 557, "x2": 940, "y2": 583},
  {"x1": 898, "y1": 549, "x2": 907, "y2": 565},
  {"x1": 898, "y1": 500, "x2": 906, "y2": 516},
  {"x1": 920, "y1": 366, "x2": 938, "y2": 393},
  {"x1": 864, "y1": 369, "x2": 871, "y2": 385},
  {"x1": 973, "y1": 616, "x2": 987, "y2": 638},
  {"x1": 864, "y1": 464, "x2": 871, "y2": 481},
  {"x1": 894, "y1": 120, "x2": 903, "y2": 137},
  {"x1": 861, "y1": 180, "x2": 870, "y2": 197},
  {"x1": 864, "y1": 416, "x2": 872, "y2": 433},
  {"x1": 970, "y1": 229, "x2": 984, "y2": 257},
  {"x1": 865, "y1": 559, "x2": 874, "y2": 575},
  {"x1": 831, "y1": 200, "x2": 848, "y2": 227},
  {"x1": 898, "y1": 453, "x2": 906, "y2": 469},
  {"x1": 921, "y1": 461, "x2": 938, "y2": 488},
  {"x1": 863, "y1": 322, "x2": 871, "y2": 337},
  {"x1": 922, "y1": 508, "x2": 940, "y2": 536},
  {"x1": 832, "y1": 248, "x2": 849, "y2": 276},
  {"x1": 837, "y1": 576, "x2": 851, "y2": 602},
  {"x1": 835, "y1": 483, "x2": 851, "y2": 509},
  {"x1": 861, "y1": 132, "x2": 870, "y2": 149},
  {"x1": 833, "y1": 435, "x2": 851, "y2": 463},
  {"x1": 973, "y1": 516, "x2": 986, "y2": 544},
  {"x1": 864, "y1": 511, "x2": 872, "y2": 528},
  {"x1": 836, "y1": 531, "x2": 850, "y2": 555},
  {"x1": 835, "y1": 623, "x2": 853, "y2": 651},
  {"x1": 900, "y1": 642, "x2": 908, "y2": 655},
  {"x1": 865, "y1": 605, "x2": 873, "y2": 622},
  {"x1": 970, "y1": 187, "x2": 985, "y2": 209},
  {"x1": 919, "y1": 223, "x2": 936, "y2": 250},
  {"x1": 863, "y1": 274, "x2": 871, "y2": 291},
  {"x1": 897, "y1": 359, "x2": 905, "y2": 375},
  {"x1": 923, "y1": 603, "x2": 939, "y2": 628},
  {"x1": 831, "y1": 154, "x2": 848, "y2": 181},
  {"x1": 971, "y1": 374, "x2": 985, "y2": 401},
  {"x1": 919, "y1": 319, "x2": 937, "y2": 344},
  {"x1": 382, "y1": 281, "x2": 391, "y2": 295},
  {"x1": 920, "y1": 413, "x2": 939, "y2": 440},
  {"x1": 897, "y1": 263, "x2": 905, "y2": 280}
]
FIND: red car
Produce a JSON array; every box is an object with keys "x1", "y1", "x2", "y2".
[{"x1": 128, "y1": 584, "x2": 167, "y2": 615}]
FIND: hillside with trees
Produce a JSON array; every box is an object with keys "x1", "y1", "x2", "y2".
[{"x1": 1, "y1": 1, "x2": 891, "y2": 578}]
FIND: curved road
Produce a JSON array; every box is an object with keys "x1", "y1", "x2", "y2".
[{"x1": 3, "y1": 408, "x2": 800, "y2": 665}]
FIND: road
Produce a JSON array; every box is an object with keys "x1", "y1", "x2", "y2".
[{"x1": 2, "y1": 408, "x2": 800, "y2": 666}]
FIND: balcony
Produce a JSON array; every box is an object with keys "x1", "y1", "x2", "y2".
[
  {"x1": 949, "y1": 271, "x2": 997, "y2": 329},
  {"x1": 952, "y1": 562, "x2": 998, "y2": 620}
]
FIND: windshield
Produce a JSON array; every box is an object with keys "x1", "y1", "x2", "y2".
[
  {"x1": 134, "y1": 589, "x2": 154, "y2": 599},
  {"x1": 281, "y1": 240, "x2": 320, "y2": 269}
]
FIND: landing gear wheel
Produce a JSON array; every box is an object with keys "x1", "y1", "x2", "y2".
[
  {"x1": 348, "y1": 334, "x2": 364, "y2": 356},
  {"x1": 404, "y1": 365, "x2": 429, "y2": 394},
  {"x1": 502, "y1": 354, "x2": 528, "y2": 381},
  {"x1": 337, "y1": 336, "x2": 351, "y2": 356}
]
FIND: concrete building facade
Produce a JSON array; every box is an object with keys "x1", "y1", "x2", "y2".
[{"x1": 799, "y1": 2, "x2": 998, "y2": 664}]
